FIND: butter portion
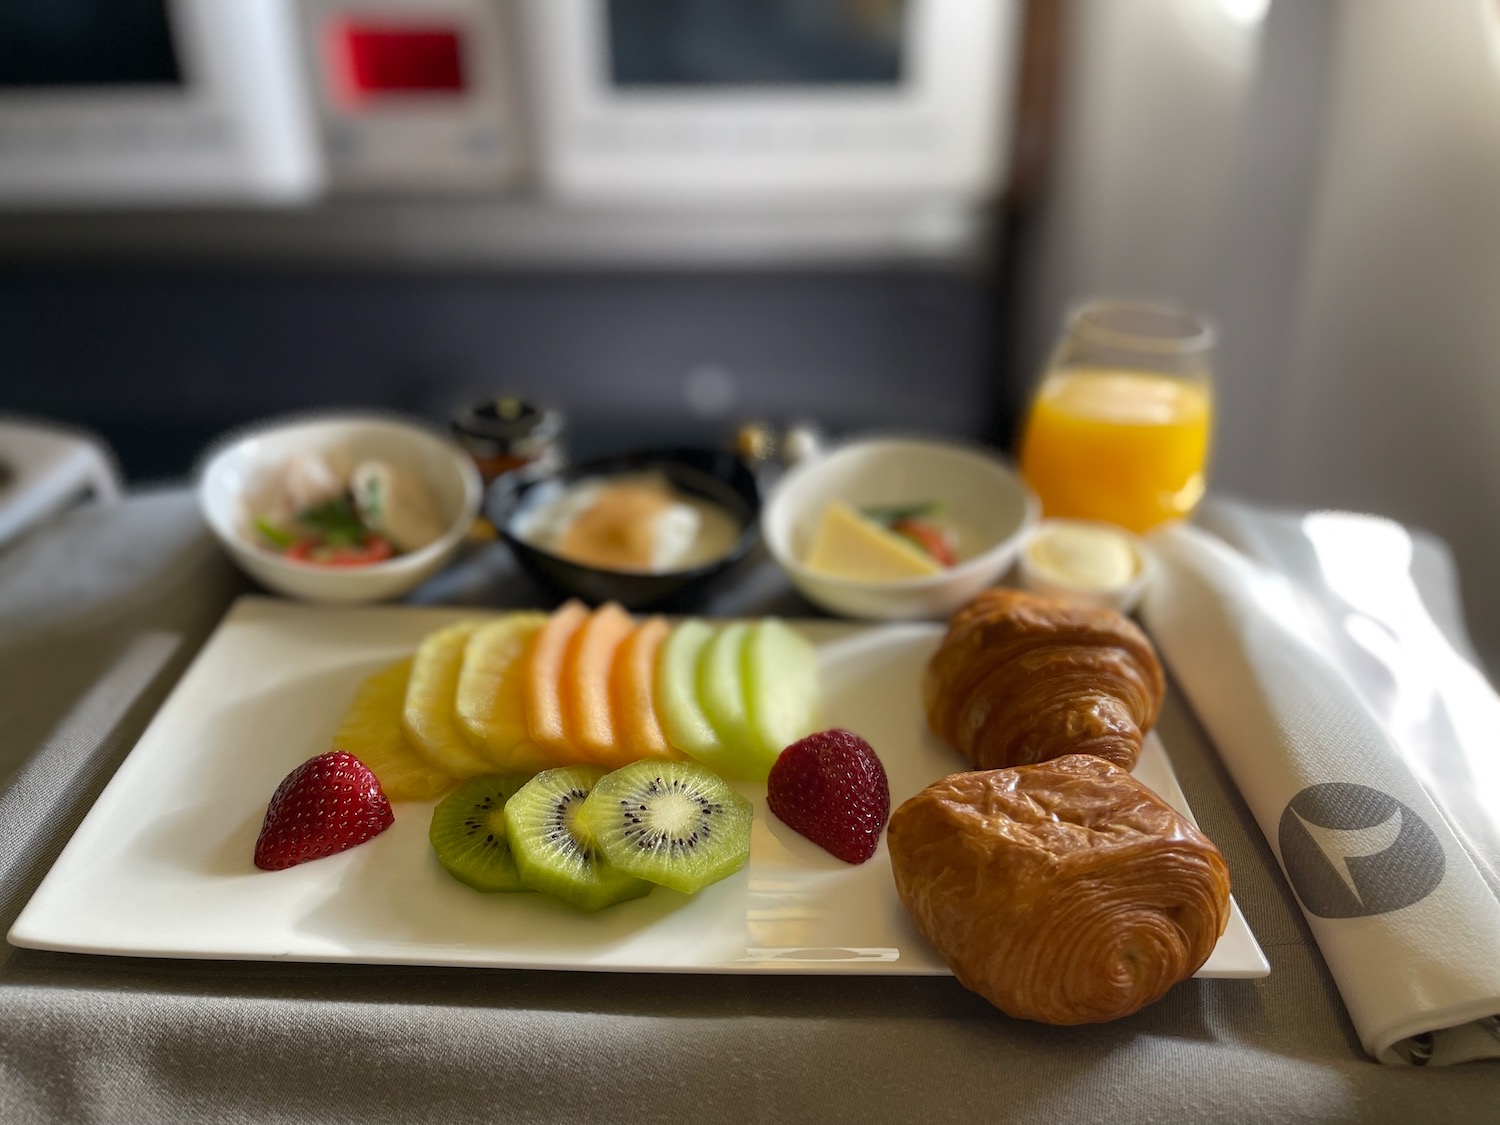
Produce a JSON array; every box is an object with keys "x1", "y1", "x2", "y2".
[
  {"x1": 806, "y1": 499, "x2": 944, "y2": 580},
  {"x1": 1026, "y1": 523, "x2": 1138, "y2": 589}
]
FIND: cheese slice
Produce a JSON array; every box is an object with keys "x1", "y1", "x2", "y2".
[{"x1": 804, "y1": 499, "x2": 943, "y2": 580}]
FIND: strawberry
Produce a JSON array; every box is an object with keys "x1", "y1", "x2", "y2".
[
  {"x1": 253, "y1": 750, "x2": 394, "y2": 871},
  {"x1": 766, "y1": 729, "x2": 890, "y2": 864}
]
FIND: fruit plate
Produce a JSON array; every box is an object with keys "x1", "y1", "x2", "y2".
[{"x1": 9, "y1": 596, "x2": 1269, "y2": 978}]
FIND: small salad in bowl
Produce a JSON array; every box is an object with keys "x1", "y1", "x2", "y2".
[
  {"x1": 199, "y1": 414, "x2": 482, "y2": 603},
  {"x1": 251, "y1": 451, "x2": 448, "y2": 567}
]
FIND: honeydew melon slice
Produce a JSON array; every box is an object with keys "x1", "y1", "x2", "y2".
[
  {"x1": 742, "y1": 618, "x2": 820, "y2": 779},
  {"x1": 657, "y1": 619, "x2": 735, "y2": 774},
  {"x1": 697, "y1": 622, "x2": 761, "y2": 778}
]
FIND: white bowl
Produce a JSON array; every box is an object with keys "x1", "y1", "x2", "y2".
[
  {"x1": 198, "y1": 413, "x2": 482, "y2": 604},
  {"x1": 761, "y1": 436, "x2": 1039, "y2": 620},
  {"x1": 1017, "y1": 518, "x2": 1156, "y2": 614}
]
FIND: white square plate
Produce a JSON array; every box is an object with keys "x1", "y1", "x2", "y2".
[{"x1": 10, "y1": 597, "x2": 1268, "y2": 978}]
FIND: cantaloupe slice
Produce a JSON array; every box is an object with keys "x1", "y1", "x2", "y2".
[
  {"x1": 333, "y1": 658, "x2": 456, "y2": 801},
  {"x1": 455, "y1": 612, "x2": 554, "y2": 772},
  {"x1": 403, "y1": 622, "x2": 493, "y2": 778},
  {"x1": 609, "y1": 615, "x2": 681, "y2": 764},
  {"x1": 562, "y1": 602, "x2": 636, "y2": 764},
  {"x1": 523, "y1": 599, "x2": 591, "y2": 762}
]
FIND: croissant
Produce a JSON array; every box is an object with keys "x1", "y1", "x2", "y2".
[
  {"x1": 922, "y1": 588, "x2": 1164, "y2": 772},
  {"x1": 888, "y1": 756, "x2": 1231, "y2": 1024}
]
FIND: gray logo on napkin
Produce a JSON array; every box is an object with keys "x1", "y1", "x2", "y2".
[{"x1": 1278, "y1": 783, "x2": 1445, "y2": 918}]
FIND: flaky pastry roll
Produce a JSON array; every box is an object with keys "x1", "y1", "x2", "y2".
[
  {"x1": 888, "y1": 756, "x2": 1231, "y2": 1025},
  {"x1": 923, "y1": 588, "x2": 1164, "y2": 771}
]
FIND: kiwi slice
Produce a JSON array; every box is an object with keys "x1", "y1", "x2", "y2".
[
  {"x1": 429, "y1": 774, "x2": 537, "y2": 893},
  {"x1": 502, "y1": 765, "x2": 653, "y2": 911},
  {"x1": 579, "y1": 760, "x2": 752, "y2": 895}
]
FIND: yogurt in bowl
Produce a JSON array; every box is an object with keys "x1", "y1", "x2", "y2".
[
  {"x1": 493, "y1": 447, "x2": 761, "y2": 610},
  {"x1": 513, "y1": 470, "x2": 743, "y2": 575}
]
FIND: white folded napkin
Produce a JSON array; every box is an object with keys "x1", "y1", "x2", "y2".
[{"x1": 1141, "y1": 520, "x2": 1500, "y2": 1065}]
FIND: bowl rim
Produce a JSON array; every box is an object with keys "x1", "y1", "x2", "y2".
[
  {"x1": 492, "y1": 444, "x2": 762, "y2": 581},
  {"x1": 761, "y1": 433, "x2": 1040, "y2": 591},
  {"x1": 195, "y1": 409, "x2": 483, "y2": 579}
]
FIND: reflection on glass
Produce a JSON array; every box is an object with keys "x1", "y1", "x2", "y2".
[
  {"x1": 607, "y1": 0, "x2": 906, "y2": 87},
  {"x1": 0, "y1": 0, "x2": 182, "y2": 88}
]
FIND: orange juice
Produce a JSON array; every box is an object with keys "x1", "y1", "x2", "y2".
[{"x1": 1018, "y1": 368, "x2": 1212, "y2": 532}]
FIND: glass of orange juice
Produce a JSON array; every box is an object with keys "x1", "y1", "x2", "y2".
[{"x1": 1017, "y1": 299, "x2": 1215, "y2": 533}]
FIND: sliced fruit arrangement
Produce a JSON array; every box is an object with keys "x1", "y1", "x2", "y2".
[
  {"x1": 323, "y1": 602, "x2": 821, "y2": 799},
  {"x1": 660, "y1": 616, "x2": 820, "y2": 782},
  {"x1": 257, "y1": 610, "x2": 894, "y2": 888}
]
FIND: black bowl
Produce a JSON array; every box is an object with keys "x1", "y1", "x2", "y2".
[{"x1": 489, "y1": 447, "x2": 761, "y2": 609}]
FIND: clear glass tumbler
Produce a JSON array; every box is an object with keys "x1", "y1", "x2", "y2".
[{"x1": 1017, "y1": 299, "x2": 1216, "y2": 533}]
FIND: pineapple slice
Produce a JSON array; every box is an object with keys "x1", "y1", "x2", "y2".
[
  {"x1": 455, "y1": 613, "x2": 554, "y2": 773},
  {"x1": 403, "y1": 622, "x2": 493, "y2": 778},
  {"x1": 333, "y1": 658, "x2": 455, "y2": 801}
]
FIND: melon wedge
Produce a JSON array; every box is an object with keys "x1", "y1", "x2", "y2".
[
  {"x1": 333, "y1": 658, "x2": 456, "y2": 801},
  {"x1": 523, "y1": 599, "x2": 591, "y2": 762},
  {"x1": 743, "y1": 618, "x2": 820, "y2": 779},
  {"x1": 455, "y1": 612, "x2": 554, "y2": 773},
  {"x1": 562, "y1": 602, "x2": 636, "y2": 764},
  {"x1": 610, "y1": 616, "x2": 681, "y2": 764},
  {"x1": 697, "y1": 621, "x2": 761, "y2": 778},
  {"x1": 403, "y1": 621, "x2": 493, "y2": 778},
  {"x1": 657, "y1": 618, "x2": 736, "y2": 773}
]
